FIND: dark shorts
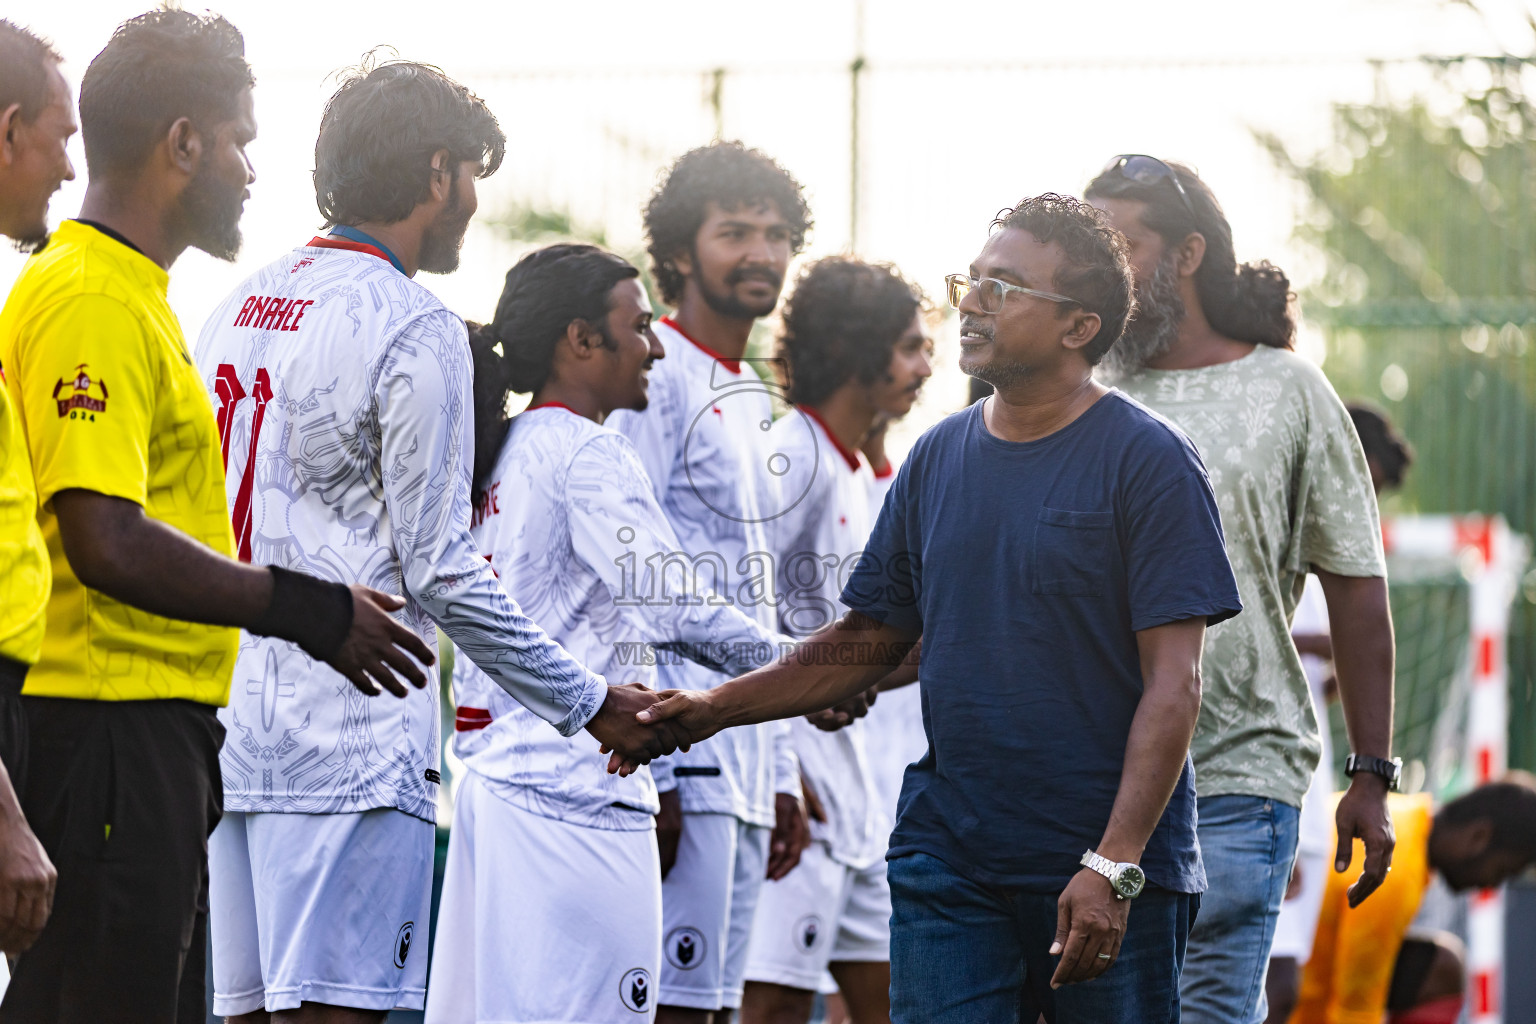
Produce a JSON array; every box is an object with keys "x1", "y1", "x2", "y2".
[
  {"x1": 0, "y1": 656, "x2": 28, "y2": 797},
  {"x1": 0, "y1": 696, "x2": 224, "y2": 1024},
  {"x1": 1387, "y1": 935, "x2": 1443, "y2": 1012}
]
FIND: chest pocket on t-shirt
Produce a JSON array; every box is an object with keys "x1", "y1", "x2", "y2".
[{"x1": 1032, "y1": 508, "x2": 1113, "y2": 596}]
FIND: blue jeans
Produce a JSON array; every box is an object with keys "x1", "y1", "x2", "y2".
[
  {"x1": 888, "y1": 852, "x2": 1198, "y2": 1024},
  {"x1": 1178, "y1": 795, "x2": 1300, "y2": 1024}
]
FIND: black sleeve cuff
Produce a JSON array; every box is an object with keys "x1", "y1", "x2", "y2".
[{"x1": 248, "y1": 566, "x2": 355, "y2": 663}]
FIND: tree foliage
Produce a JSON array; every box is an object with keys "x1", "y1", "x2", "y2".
[{"x1": 1263, "y1": 49, "x2": 1536, "y2": 769}]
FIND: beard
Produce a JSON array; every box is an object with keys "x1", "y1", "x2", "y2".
[
  {"x1": 698, "y1": 260, "x2": 783, "y2": 320},
  {"x1": 11, "y1": 226, "x2": 49, "y2": 254},
  {"x1": 178, "y1": 162, "x2": 245, "y2": 262},
  {"x1": 958, "y1": 314, "x2": 1030, "y2": 391},
  {"x1": 419, "y1": 182, "x2": 472, "y2": 275},
  {"x1": 1097, "y1": 251, "x2": 1185, "y2": 381}
]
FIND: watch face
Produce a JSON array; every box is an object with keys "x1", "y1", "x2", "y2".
[{"x1": 1112, "y1": 864, "x2": 1146, "y2": 898}]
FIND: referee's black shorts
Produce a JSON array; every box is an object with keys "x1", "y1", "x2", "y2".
[
  {"x1": 0, "y1": 696, "x2": 224, "y2": 1024},
  {"x1": 0, "y1": 656, "x2": 28, "y2": 799}
]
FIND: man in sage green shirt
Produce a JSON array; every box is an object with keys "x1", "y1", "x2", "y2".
[{"x1": 1086, "y1": 156, "x2": 1397, "y2": 1024}]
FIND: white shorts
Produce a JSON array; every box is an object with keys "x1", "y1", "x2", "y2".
[
  {"x1": 425, "y1": 773, "x2": 662, "y2": 1023},
  {"x1": 660, "y1": 811, "x2": 771, "y2": 1011},
  {"x1": 209, "y1": 807, "x2": 434, "y2": 1015},
  {"x1": 1270, "y1": 847, "x2": 1330, "y2": 962},
  {"x1": 744, "y1": 841, "x2": 890, "y2": 992}
]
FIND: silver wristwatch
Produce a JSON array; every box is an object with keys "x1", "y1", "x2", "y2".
[{"x1": 1080, "y1": 850, "x2": 1146, "y2": 901}]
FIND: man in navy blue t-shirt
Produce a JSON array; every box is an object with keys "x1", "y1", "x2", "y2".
[{"x1": 622, "y1": 194, "x2": 1241, "y2": 1024}]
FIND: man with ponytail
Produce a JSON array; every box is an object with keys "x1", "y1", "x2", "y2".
[
  {"x1": 429, "y1": 243, "x2": 793, "y2": 1024},
  {"x1": 193, "y1": 65, "x2": 684, "y2": 1023},
  {"x1": 1087, "y1": 156, "x2": 1396, "y2": 1024}
]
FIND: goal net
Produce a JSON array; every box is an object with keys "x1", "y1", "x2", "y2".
[{"x1": 1322, "y1": 515, "x2": 1528, "y2": 1024}]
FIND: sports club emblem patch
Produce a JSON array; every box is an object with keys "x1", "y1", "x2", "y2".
[
  {"x1": 393, "y1": 921, "x2": 414, "y2": 968},
  {"x1": 795, "y1": 914, "x2": 823, "y2": 953},
  {"x1": 53, "y1": 363, "x2": 108, "y2": 419},
  {"x1": 619, "y1": 967, "x2": 651, "y2": 1012},
  {"x1": 664, "y1": 926, "x2": 706, "y2": 970}
]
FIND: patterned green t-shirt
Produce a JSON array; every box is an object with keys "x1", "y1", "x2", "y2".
[{"x1": 1116, "y1": 346, "x2": 1386, "y2": 806}]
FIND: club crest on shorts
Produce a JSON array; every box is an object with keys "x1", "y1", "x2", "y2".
[
  {"x1": 665, "y1": 926, "x2": 706, "y2": 970},
  {"x1": 394, "y1": 921, "x2": 414, "y2": 968},
  {"x1": 795, "y1": 914, "x2": 823, "y2": 953},
  {"x1": 619, "y1": 967, "x2": 651, "y2": 1012}
]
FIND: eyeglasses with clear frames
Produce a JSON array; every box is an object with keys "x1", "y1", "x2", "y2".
[{"x1": 944, "y1": 274, "x2": 1080, "y2": 315}]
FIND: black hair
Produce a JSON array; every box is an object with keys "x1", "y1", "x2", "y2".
[
  {"x1": 467, "y1": 244, "x2": 640, "y2": 495},
  {"x1": 777, "y1": 257, "x2": 925, "y2": 407},
  {"x1": 0, "y1": 20, "x2": 61, "y2": 123},
  {"x1": 990, "y1": 193, "x2": 1135, "y2": 365},
  {"x1": 315, "y1": 58, "x2": 505, "y2": 227},
  {"x1": 1085, "y1": 160, "x2": 1295, "y2": 349},
  {"x1": 1347, "y1": 402, "x2": 1414, "y2": 490},
  {"x1": 644, "y1": 140, "x2": 811, "y2": 306},
  {"x1": 78, "y1": 9, "x2": 253, "y2": 176},
  {"x1": 1437, "y1": 780, "x2": 1536, "y2": 862}
]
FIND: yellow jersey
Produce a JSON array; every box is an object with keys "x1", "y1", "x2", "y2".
[
  {"x1": 0, "y1": 357, "x2": 49, "y2": 667},
  {"x1": 1292, "y1": 791, "x2": 1435, "y2": 1024},
  {"x1": 0, "y1": 220, "x2": 237, "y2": 705}
]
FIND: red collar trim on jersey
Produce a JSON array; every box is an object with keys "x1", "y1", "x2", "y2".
[
  {"x1": 307, "y1": 235, "x2": 398, "y2": 268},
  {"x1": 525, "y1": 401, "x2": 585, "y2": 417},
  {"x1": 797, "y1": 405, "x2": 862, "y2": 473},
  {"x1": 871, "y1": 460, "x2": 894, "y2": 480},
  {"x1": 661, "y1": 316, "x2": 742, "y2": 374}
]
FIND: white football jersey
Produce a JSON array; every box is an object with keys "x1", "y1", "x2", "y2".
[
  {"x1": 607, "y1": 318, "x2": 798, "y2": 826},
  {"x1": 194, "y1": 236, "x2": 606, "y2": 822},
  {"x1": 768, "y1": 409, "x2": 881, "y2": 869},
  {"x1": 861, "y1": 455, "x2": 927, "y2": 827},
  {"x1": 452, "y1": 405, "x2": 784, "y2": 830}
]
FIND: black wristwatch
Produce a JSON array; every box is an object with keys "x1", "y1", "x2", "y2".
[{"x1": 1344, "y1": 754, "x2": 1402, "y2": 791}]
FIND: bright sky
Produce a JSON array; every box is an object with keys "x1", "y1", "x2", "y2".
[{"x1": 4, "y1": 0, "x2": 1532, "y2": 454}]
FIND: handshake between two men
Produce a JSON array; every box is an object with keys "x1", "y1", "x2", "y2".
[{"x1": 590, "y1": 612, "x2": 922, "y2": 776}]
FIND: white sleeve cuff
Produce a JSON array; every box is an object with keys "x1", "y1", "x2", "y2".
[{"x1": 553, "y1": 672, "x2": 607, "y2": 737}]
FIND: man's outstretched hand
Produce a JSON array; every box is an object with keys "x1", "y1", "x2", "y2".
[
  {"x1": 330, "y1": 587, "x2": 437, "y2": 698},
  {"x1": 593, "y1": 684, "x2": 694, "y2": 776},
  {"x1": 606, "y1": 689, "x2": 721, "y2": 775},
  {"x1": 806, "y1": 685, "x2": 880, "y2": 732}
]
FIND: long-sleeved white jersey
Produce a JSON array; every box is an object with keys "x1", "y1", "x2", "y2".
[
  {"x1": 194, "y1": 235, "x2": 606, "y2": 822},
  {"x1": 769, "y1": 408, "x2": 881, "y2": 869},
  {"x1": 607, "y1": 318, "x2": 798, "y2": 826},
  {"x1": 452, "y1": 405, "x2": 786, "y2": 830}
]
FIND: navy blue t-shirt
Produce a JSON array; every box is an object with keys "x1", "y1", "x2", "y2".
[{"x1": 842, "y1": 392, "x2": 1241, "y2": 893}]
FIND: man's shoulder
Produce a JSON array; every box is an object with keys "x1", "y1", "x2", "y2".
[
  {"x1": 7, "y1": 233, "x2": 144, "y2": 326},
  {"x1": 1103, "y1": 389, "x2": 1198, "y2": 442},
  {"x1": 907, "y1": 401, "x2": 977, "y2": 456},
  {"x1": 1252, "y1": 345, "x2": 1344, "y2": 405},
  {"x1": 768, "y1": 410, "x2": 837, "y2": 502},
  {"x1": 509, "y1": 407, "x2": 614, "y2": 469},
  {"x1": 1099, "y1": 391, "x2": 1210, "y2": 478}
]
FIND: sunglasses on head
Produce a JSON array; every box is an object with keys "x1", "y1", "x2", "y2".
[{"x1": 1101, "y1": 154, "x2": 1197, "y2": 219}]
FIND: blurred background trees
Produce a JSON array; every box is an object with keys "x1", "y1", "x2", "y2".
[{"x1": 1261, "y1": 11, "x2": 1536, "y2": 772}]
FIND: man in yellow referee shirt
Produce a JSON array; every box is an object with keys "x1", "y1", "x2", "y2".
[
  {"x1": 0, "y1": 12, "x2": 442, "y2": 1021},
  {"x1": 0, "y1": 18, "x2": 74, "y2": 958}
]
